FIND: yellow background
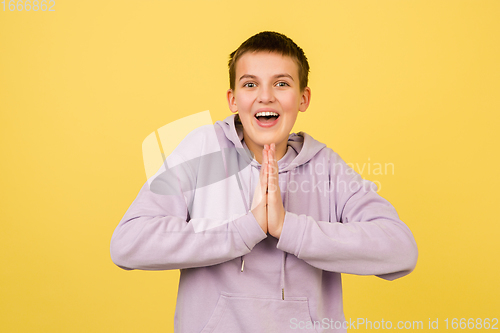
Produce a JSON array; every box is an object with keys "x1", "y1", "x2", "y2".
[{"x1": 1, "y1": 1, "x2": 499, "y2": 332}]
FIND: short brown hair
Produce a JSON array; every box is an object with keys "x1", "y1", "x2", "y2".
[{"x1": 228, "y1": 31, "x2": 310, "y2": 92}]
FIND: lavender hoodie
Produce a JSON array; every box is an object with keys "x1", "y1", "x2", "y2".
[{"x1": 110, "y1": 114, "x2": 418, "y2": 332}]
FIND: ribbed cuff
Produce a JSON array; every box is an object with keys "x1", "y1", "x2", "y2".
[
  {"x1": 233, "y1": 211, "x2": 267, "y2": 250},
  {"x1": 276, "y1": 211, "x2": 306, "y2": 256}
]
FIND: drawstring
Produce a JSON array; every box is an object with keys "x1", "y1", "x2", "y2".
[
  {"x1": 280, "y1": 251, "x2": 286, "y2": 299},
  {"x1": 280, "y1": 171, "x2": 291, "y2": 299},
  {"x1": 225, "y1": 142, "x2": 251, "y2": 273},
  {"x1": 239, "y1": 162, "x2": 256, "y2": 273},
  {"x1": 214, "y1": 126, "x2": 250, "y2": 274}
]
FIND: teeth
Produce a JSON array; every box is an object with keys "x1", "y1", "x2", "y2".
[{"x1": 255, "y1": 111, "x2": 279, "y2": 117}]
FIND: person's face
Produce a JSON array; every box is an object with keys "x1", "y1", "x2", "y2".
[{"x1": 227, "y1": 51, "x2": 311, "y2": 161}]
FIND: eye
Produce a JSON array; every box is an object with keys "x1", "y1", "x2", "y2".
[
  {"x1": 243, "y1": 82, "x2": 256, "y2": 88},
  {"x1": 276, "y1": 81, "x2": 290, "y2": 87}
]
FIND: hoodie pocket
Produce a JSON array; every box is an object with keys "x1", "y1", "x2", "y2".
[{"x1": 201, "y1": 292, "x2": 319, "y2": 333}]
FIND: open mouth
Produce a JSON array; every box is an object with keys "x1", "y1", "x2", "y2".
[{"x1": 255, "y1": 111, "x2": 280, "y2": 125}]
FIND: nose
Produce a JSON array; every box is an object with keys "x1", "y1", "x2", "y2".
[{"x1": 257, "y1": 84, "x2": 275, "y2": 104}]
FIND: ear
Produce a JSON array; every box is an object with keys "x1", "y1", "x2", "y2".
[
  {"x1": 227, "y1": 89, "x2": 238, "y2": 113},
  {"x1": 299, "y1": 87, "x2": 311, "y2": 112}
]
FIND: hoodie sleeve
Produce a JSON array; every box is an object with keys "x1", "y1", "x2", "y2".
[
  {"x1": 276, "y1": 151, "x2": 418, "y2": 280},
  {"x1": 110, "y1": 182, "x2": 267, "y2": 271},
  {"x1": 110, "y1": 126, "x2": 267, "y2": 271}
]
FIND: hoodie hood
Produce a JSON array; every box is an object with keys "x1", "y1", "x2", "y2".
[{"x1": 217, "y1": 114, "x2": 326, "y2": 172}]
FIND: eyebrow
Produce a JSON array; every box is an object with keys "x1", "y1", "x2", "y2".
[{"x1": 238, "y1": 73, "x2": 295, "y2": 82}]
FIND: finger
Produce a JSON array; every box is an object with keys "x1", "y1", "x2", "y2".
[
  {"x1": 271, "y1": 143, "x2": 278, "y2": 174},
  {"x1": 251, "y1": 146, "x2": 269, "y2": 210},
  {"x1": 262, "y1": 144, "x2": 270, "y2": 185},
  {"x1": 267, "y1": 145, "x2": 279, "y2": 195},
  {"x1": 261, "y1": 145, "x2": 269, "y2": 180},
  {"x1": 263, "y1": 144, "x2": 269, "y2": 169},
  {"x1": 266, "y1": 144, "x2": 284, "y2": 238},
  {"x1": 262, "y1": 146, "x2": 269, "y2": 196}
]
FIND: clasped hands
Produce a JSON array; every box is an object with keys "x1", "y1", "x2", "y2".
[{"x1": 251, "y1": 143, "x2": 285, "y2": 239}]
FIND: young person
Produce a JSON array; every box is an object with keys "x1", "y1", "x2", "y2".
[{"x1": 110, "y1": 31, "x2": 418, "y2": 332}]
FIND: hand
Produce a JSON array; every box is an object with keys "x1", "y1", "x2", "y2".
[
  {"x1": 250, "y1": 145, "x2": 269, "y2": 234},
  {"x1": 266, "y1": 143, "x2": 285, "y2": 238}
]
